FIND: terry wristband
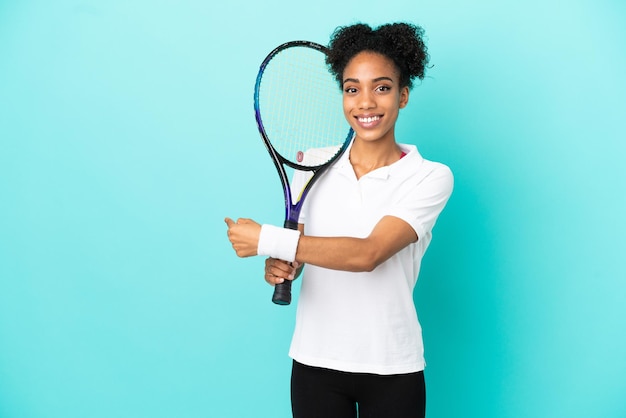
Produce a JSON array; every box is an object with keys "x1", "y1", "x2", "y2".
[{"x1": 257, "y1": 224, "x2": 301, "y2": 262}]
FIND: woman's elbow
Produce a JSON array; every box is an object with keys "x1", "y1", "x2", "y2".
[
  {"x1": 351, "y1": 249, "x2": 385, "y2": 272},
  {"x1": 347, "y1": 261, "x2": 377, "y2": 272}
]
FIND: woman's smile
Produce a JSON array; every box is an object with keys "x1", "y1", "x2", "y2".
[{"x1": 356, "y1": 114, "x2": 383, "y2": 128}]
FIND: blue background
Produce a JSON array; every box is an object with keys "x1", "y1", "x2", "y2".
[{"x1": 1, "y1": 1, "x2": 625, "y2": 417}]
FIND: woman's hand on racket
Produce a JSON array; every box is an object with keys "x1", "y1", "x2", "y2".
[
  {"x1": 265, "y1": 258, "x2": 300, "y2": 286},
  {"x1": 224, "y1": 217, "x2": 261, "y2": 257}
]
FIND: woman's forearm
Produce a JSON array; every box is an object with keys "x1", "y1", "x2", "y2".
[{"x1": 295, "y1": 215, "x2": 417, "y2": 272}]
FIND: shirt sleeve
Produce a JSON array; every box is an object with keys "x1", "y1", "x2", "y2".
[{"x1": 386, "y1": 162, "x2": 454, "y2": 242}]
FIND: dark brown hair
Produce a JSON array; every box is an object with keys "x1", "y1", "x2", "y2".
[{"x1": 326, "y1": 22, "x2": 429, "y2": 90}]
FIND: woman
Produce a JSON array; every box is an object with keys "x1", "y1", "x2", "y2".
[{"x1": 225, "y1": 22, "x2": 453, "y2": 418}]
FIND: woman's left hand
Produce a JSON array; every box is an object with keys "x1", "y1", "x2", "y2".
[{"x1": 224, "y1": 217, "x2": 262, "y2": 257}]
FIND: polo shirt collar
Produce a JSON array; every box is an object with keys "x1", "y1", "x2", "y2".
[{"x1": 332, "y1": 141, "x2": 424, "y2": 180}]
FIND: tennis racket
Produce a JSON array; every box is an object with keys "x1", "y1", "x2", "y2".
[{"x1": 254, "y1": 40, "x2": 354, "y2": 305}]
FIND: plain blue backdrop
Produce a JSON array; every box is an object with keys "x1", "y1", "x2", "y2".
[{"x1": 1, "y1": 1, "x2": 625, "y2": 417}]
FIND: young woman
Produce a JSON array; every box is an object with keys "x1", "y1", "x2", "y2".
[{"x1": 225, "y1": 22, "x2": 453, "y2": 418}]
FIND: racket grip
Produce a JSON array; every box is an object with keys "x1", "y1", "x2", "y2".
[
  {"x1": 272, "y1": 280, "x2": 292, "y2": 305},
  {"x1": 270, "y1": 219, "x2": 299, "y2": 305}
]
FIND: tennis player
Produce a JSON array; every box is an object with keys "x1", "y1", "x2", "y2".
[{"x1": 225, "y1": 22, "x2": 453, "y2": 418}]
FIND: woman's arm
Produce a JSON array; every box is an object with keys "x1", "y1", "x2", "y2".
[
  {"x1": 225, "y1": 215, "x2": 417, "y2": 273},
  {"x1": 296, "y1": 215, "x2": 416, "y2": 272}
]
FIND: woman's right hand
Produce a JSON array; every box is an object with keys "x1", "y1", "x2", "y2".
[{"x1": 264, "y1": 258, "x2": 300, "y2": 286}]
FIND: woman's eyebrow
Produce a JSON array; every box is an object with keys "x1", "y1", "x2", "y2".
[{"x1": 342, "y1": 76, "x2": 394, "y2": 84}]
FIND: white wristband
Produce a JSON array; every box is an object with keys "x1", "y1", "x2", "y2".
[{"x1": 257, "y1": 224, "x2": 301, "y2": 262}]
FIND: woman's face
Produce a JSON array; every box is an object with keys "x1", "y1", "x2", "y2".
[{"x1": 341, "y1": 51, "x2": 409, "y2": 144}]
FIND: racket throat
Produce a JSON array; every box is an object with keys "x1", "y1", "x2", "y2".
[{"x1": 284, "y1": 219, "x2": 299, "y2": 230}]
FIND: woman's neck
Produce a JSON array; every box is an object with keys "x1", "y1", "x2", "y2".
[{"x1": 349, "y1": 138, "x2": 403, "y2": 179}]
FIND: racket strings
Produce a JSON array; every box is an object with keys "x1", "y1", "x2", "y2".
[{"x1": 258, "y1": 46, "x2": 350, "y2": 167}]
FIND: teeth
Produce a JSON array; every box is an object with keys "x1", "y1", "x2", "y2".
[{"x1": 359, "y1": 116, "x2": 380, "y2": 123}]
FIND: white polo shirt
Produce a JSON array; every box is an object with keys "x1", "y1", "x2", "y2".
[{"x1": 288, "y1": 142, "x2": 453, "y2": 375}]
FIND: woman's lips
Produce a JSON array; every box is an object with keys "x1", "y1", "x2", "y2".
[{"x1": 356, "y1": 115, "x2": 382, "y2": 128}]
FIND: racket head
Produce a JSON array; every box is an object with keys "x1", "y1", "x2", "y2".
[{"x1": 254, "y1": 41, "x2": 353, "y2": 171}]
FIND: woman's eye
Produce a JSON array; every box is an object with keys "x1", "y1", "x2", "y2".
[
  {"x1": 344, "y1": 87, "x2": 357, "y2": 94},
  {"x1": 376, "y1": 85, "x2": 391, "y2": 92}
]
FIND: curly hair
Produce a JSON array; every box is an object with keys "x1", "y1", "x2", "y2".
[{"x1": 326, "y1": 22, "x2": 429, "y2": 90}]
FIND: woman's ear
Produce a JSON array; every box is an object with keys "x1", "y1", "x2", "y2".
[{"x1": 399, "y1": 86, "x2": 409, "y2": 109}]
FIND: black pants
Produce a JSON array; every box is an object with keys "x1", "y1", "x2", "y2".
[{"x1": 291, "y1": 361, "x2": 426, "y2": 418}]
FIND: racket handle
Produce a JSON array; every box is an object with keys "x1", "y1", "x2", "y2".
[
  {"x1": 270, "y1": 219, "x2": 299, "y2": 305},
  {"x1": 272, "y1": 280, "x2": 292, "y2": 305}
]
